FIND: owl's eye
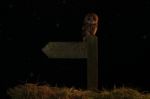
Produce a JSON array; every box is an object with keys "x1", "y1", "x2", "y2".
[
  {"x1": 87, "y1": 17, "x2": 91, "y2": 21},
  {"x1": 93, "y1": 17, "x2": 97, "y2": 21}
]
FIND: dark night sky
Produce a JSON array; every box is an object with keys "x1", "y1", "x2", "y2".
[{"x1": 1, "y1": 0, "x2": 150, "y2": 98}]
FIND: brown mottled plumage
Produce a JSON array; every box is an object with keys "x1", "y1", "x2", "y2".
[{"x1": 82, "y1": 13, "x2": 99, "y2": 40}]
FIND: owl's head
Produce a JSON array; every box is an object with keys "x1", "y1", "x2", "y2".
[{"x1": 84, "y1": 13, "x2": 99, "y2": 24}]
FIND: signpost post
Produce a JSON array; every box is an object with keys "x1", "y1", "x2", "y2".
[{"x1": 42, "y1": 36, "x2": 98, "y2": 89}]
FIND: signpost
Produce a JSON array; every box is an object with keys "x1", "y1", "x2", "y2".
[{"x1": 42, "y1": 36, "x2": 98, "y2": 89}]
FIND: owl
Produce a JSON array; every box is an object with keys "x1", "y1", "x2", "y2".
[{"x1": 82, "y1": 13, "x2": 99, "y2": 40}]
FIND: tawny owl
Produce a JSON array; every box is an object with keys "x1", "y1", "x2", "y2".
[{"x1": 82, "y1": 13, "x2": 99, "y2": 40}]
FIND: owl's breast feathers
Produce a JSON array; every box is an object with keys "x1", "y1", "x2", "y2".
[{"x1": 82, "y1": 23, "x2": 98, "y2": 35}]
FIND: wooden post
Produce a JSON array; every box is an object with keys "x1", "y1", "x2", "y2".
[
  {"x1": 86, "y1": 36, "x2": 98, "y2": 89},
  {"x1": 42, "y1": 36, "x2": 98, "y2": 89}
]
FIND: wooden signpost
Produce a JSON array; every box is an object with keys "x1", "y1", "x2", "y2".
[{"x1": 42, "y1": 36, "x2": 98, "y2": 89}]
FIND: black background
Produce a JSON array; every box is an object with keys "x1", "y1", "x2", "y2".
[{"x1": 1, "y1": 0, "x2": 150, "y2": 98}]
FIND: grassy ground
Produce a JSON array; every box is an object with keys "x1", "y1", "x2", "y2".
[{"x1": 7, "y1": 83, "x2": 150, "y2": 99}]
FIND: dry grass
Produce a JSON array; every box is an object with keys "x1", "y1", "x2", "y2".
[{"x1": 7, "y1": 83, "x2": 150, "y2": 99}]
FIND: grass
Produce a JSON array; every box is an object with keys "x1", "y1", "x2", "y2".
[{"x1": 7, "y1": 83, "x2": 150, "y2": 99}]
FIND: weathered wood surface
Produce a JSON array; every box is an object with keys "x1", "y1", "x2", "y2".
[
  {"x1": 86, "y1": 36, "x2": 98, "y2": 89},
  {"x1": 42, "y1": 36, "x2": 98, "y2": 89},
  {"x1": 42, "y1": 42, "x2": 87, "y2": 58}
]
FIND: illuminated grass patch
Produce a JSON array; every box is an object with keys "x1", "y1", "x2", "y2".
[{"x1": 7, "y1": 83, "x2": 150, "y2": 99}]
